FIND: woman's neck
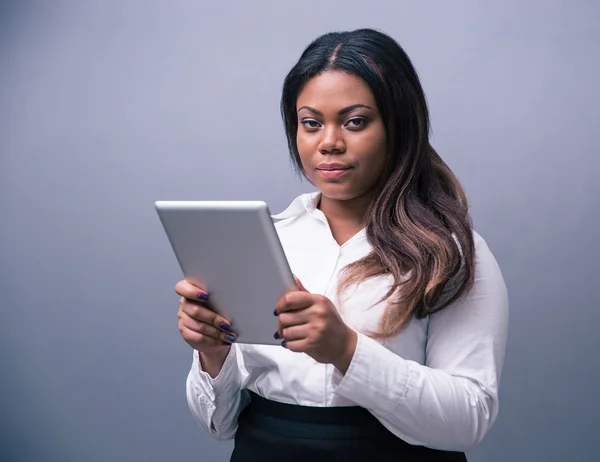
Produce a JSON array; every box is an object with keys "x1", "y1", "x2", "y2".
[{"x1": 318, "y1": 192, "x2": 372, "y2": 246}]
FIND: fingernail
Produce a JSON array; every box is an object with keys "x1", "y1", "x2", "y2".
[
  {"x1": 198, "y1": 293, "x2": 209, "y2": 301},
  {"x1": 273, "y1": 309, "x2": 278, "y2": 316},
  {"x1": 219, "y1": 322, "x2": 231, "y2": 331},
  {"x1": 225, "y1": 334, "x2": 236, "y2": 343},
  {"x1": 273, "y1": 331, "x2": 280, "y2": 340},
  {"x1": 281, "y1": 340, "x2": 287, "y2": 348}
]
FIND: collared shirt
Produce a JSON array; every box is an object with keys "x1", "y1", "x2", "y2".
[{"x1": 186, "y1": 192, "x2": 509, "y2": 451}]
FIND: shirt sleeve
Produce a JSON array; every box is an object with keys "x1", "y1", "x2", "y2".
[
  {"x1": 185, "y1": 344, "x2": 249, "y2": 440},
  {"x1": 331, "y1": 237, "x2": 509, "y2": 452}
]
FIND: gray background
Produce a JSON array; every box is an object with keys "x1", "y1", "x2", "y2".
[{"x1": 1, "y1": 1, "x2": 598, "y2": 461}]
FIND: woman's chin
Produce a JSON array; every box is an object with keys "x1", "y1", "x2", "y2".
[{"x1": 318, "y1": 187, "x2": 364, "y2": 203}]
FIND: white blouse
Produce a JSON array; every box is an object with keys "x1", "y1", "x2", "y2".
[{"x1": 186, "y1": 192, "x2": 509, "y2": 452}]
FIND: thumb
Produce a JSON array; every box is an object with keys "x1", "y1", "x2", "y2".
[{"x1": 293, "y1": 275, "x2": 308, "y2": 292}]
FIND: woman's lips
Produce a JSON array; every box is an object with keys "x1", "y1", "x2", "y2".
[{"x1": 316, "y1": 167, "x2": 352, "y2": 179}]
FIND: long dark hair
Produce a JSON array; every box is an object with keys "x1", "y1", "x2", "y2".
[{"x1": 281, "y1": 29, "x2": 475, "y2": 338}]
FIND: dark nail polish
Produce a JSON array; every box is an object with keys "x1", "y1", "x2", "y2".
[
  {"x1": 198, "y1": 293, "x2": 209, "y2": 301},
  {"x1": 225, "y1": 334, "x2": 236, "y2": 343},
  {"x1": 273, "y1": 309, "x2": 278, "y2": 316},
  {"x1": 273, "y1": 331, "x2": 280, "y2": 340},
  {"x1": 219, "y1": 322, "x2": 231, "y2": 331},
  {"x1": 281, "y1": 340, "x2": 287, "y2": 348}
]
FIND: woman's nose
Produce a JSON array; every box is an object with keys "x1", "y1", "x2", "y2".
[{"x1": 318, "y1": 125, "x2": 346, "y2": 154}]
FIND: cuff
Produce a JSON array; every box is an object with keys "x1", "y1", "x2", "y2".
[
  {"x1": 190, "y1": 345, "x2": 239, "y2": 400},
  {"x1": 331, "y1": 332, "x2": 411, "y2": 415}
]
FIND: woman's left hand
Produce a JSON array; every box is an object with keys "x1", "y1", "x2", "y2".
[{"x1": 274, "y1": 277, "x2": 358, "y2": 373}]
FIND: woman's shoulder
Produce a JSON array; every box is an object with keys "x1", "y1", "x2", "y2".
[
  {"x1": 472, "y1": 229, "x2": 486, "y2": 249},
  {"x1": 470, "y1": 230, "x2": 500, "y2": 265},
  {"x1": 451, "y1": 229, "x2": 491, "y2": 254},
  {"x1": 452, "y1": 229, "x2": 504, "y2": 289},
  {"x1": 469, "y1": 230, "x2": 507, "y2": 297}
]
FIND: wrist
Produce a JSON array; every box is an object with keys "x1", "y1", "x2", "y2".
[
  {"x1": 199, "y1": 345, "x2": 230, "y2": 363},
  {"x1": 198, "y1": 346, "x2": 231, "y2": 378},
  {"x1": 332, "y1": 328, "x2": 357, "y2": 375}
]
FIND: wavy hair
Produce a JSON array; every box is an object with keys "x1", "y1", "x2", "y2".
[{"x1": 280, "y1": 29, "x2": 475, "y2": 338}]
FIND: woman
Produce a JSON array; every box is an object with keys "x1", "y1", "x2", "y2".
[{"x1": 176, "y1": 28, "x2": 508, "y2": 461}]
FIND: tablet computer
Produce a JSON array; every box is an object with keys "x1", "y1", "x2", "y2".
[{"x1": 155, "y1": 200, "x2": 296, "y2": 345}]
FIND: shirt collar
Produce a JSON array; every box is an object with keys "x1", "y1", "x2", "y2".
[
  {"x1": 273, "y1": 190, "x2": 368, "y2": 246},
  {"x1": 271, "y1": 191, "x2": 322, "y2": 221}
]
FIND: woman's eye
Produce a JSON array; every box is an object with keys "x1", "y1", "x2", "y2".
[
  {"x1": 345, "y1": 117, "x2": 366, "y2": 128},
  {"x1": 301, "y1": 119, "x2": 321, "y2": 129}
]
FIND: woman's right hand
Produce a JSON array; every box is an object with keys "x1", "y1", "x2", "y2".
[{"x1": 176, "y1": 279, "x2": 237, "y2": 353}]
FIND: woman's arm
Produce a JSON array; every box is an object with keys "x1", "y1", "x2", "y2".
[
  {"x1": 186, "y1": 344, "x2": 249, "y2": 440},
  {"x1": 199, "y1": 347, "x2": 230, "y2": 378},
  {"x1": 331, "y1": 237, "x2": 509, "y2": 451}
]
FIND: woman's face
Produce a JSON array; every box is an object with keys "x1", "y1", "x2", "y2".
[{"x1": 296, "y1": 70, "x2": 387, "y2": 203}]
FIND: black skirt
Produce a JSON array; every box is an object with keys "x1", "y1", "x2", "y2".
[{"x1": 230, "y1": 391, "x2": 467, "y2": 462}]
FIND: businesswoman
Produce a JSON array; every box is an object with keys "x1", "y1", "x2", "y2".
[{"x1": 175, "y1": 28, "x2": 508, "y2": 461}]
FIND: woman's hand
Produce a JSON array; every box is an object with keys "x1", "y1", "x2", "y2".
[
  {"x1": 274, "y1": 277, "x2": 358, "y2": 373},
  {"x1": 175, "y1": 280, "x2": 237, "y2": 353}
]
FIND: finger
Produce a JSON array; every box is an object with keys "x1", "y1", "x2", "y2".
[
  {"x1": 274, "y1": 291, "x2": 313, "y2": 315},
  {"x1": 180, "y1": 311, "x2": 237, "y2": 342},
  {"x1": 280, "y1": 324, "x2": 310, "y2": 342},
  {"x1": 294, "y1": 275, "x2": 308, "y2": 292},
  {"x1": 281, "y1": 338, "x2": 307, "y2": 353},
  {"x1": 274, "y1": 310, "x2": 309, "y2": 340},
  {"x1": 180, "y1": 325, "x2": 230, "y2": 349},
  {"x1": 277, "y1": 309, "x2": 310, "y2": 330},
  {"x1": 180, "y1": 299, "x2": 233, "y2": 332},
  {"x1": 175, "y1": 279, "x2": 209, "y2": 302}
]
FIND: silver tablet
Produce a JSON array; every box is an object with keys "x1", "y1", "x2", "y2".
[{"x1": 155, "y1": 200, "x2": 296, "y2": 345}]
